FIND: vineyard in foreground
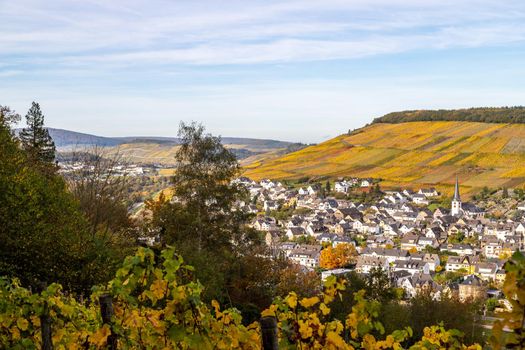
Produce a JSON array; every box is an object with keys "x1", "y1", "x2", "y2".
[
  {"x1": 244, "y1": 121, "x2": 525, "y2": 196},
  {"x1": 2, "y1": 246, "x2": 525, "y2": 349}
]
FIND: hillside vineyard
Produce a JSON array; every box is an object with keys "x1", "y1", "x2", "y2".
[{"x1": 245, "y1": 121, "x2": 525, "y2": 195}]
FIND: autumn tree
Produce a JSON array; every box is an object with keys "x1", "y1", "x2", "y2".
[
  {"x1": 276, "y1": 263, "x2": 321, "y2": 298},
  {"x1": 226, "y1": 248, "x2": 321, "y2": 324},
  {"x1": 319, "y1": 243, "x2": 357, "y2": 269},
  {"x1": 64, "y1": 146, "x2": 133, "y2": 239},
  {"x1": 147, "y1": 122, "x2": 265, "y2": 302},
  {"x1": 18, "y1": 102, "x2": 56, "y2": 165}
]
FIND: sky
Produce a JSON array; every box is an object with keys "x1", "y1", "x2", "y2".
[{"x1": 1, "y1": 0, "x2": 525, "y2": 143}]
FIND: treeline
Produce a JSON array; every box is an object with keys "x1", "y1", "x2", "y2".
[{"x1": 373, "y1": 106, "x2": 525, "y2": 124}]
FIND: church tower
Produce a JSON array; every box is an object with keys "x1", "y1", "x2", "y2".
[{"x1": 451, "y1": 176, "x2": 462, "y2": 216}]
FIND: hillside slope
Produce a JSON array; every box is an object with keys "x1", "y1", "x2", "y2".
[
  {"x1": 244, "y1": 121, "x2": 525, "y2": 195},
  {"x1": 102, "y1": 141, "x2": 298, "y2": 165}
]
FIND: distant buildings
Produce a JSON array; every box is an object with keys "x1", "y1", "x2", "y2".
[{"x1": 238, "y1": 174, "x2": 520, "y2": 301}]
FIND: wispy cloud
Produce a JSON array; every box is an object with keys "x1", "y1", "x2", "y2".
[
  {"x1": 1, "y1": 0, "x2": 525, "y2": 141},
  {"x1": 1, "y1": 0, "x2": 524, "y2": 65}
]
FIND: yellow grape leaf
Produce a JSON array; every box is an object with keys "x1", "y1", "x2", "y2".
[
  {"x1": 52, "y1": 328, "x2": 66, "y2": 343},
  {"x1": 90, "y1": 325, "x2": 111, "y2": 347},
  {"x1": 10, "y1": 326, "x2": 20, "y2": 340},
  {"x1": 300, "y1": 296, "x2": 320, "y2": 308},
  {"x1": 151, "y1": 279, "x2": 168, "y2": 300},
  {"x1": 16, "y1": 318, "x2": 29, "y2": 331},
  {"x1": 217, "y1": 339, "x2": 228, "y2": 349},
  {"x1": 361, "y1": 333, "x2": 377, "y2": 348},
  {"x1": 285, "y1": 292, "x2": 298, "y2": 309},
  {"x1": 298, "y1": 320, "x2": 313, "y2": 339},
  {"x1": 261, "y1": 304, "x2": 277, "y2": 317},
  {"x1": 147, "y1": 311, "x2": 164, "y2": 330},
  {"x1": 211, "y1": 300, "x2": 221, "y2": 315},
  {"x1": 30, "y1": 315, "x2": 40, "y2": 328},
  {"x1": 223, "y1": 314, "x2": 232, "y2": 325},
  {"x1": 320, "y1": 303, "x2": 331, "y2": 316},
  {"x1": 326, "y1": 331, "x2": 348, "y2": 349}
]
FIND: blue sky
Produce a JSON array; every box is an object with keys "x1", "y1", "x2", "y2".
[{"x1": 1, "y1": 0, "x2": 525, "y2": 142}]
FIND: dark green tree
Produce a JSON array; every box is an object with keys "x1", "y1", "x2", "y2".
[
  {"x1": 364, "y1": 267, "x2": 399, "y2": 302},
  {"x1": 19, "y1": 102, "x2": 56, "y2": 165},
  {"x1": 515, "y1": 188, "x2": 525, "y2": 201},
  {"x1": 325, "y1": 180, "x2": 331, "y2": 193},
  {"x1": 480, "y1": 186, "x2": 491, "y2": 200},
  {"x1": 381, "y1": 290, "x2": 484, "y2": 345},
  {"x1": 373, "y1": 107, "x2": 525, "y2": 124},
  {"x1": 0, "y1": 105, "x2": 125, "y2": 295},
  {"x1": 329, "y1": 268, "x2": 399, "y2": 324},
  {"x1": 502, "y1": 187, "x2": 509, "y2": 199}
]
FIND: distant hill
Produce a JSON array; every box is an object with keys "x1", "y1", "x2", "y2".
[
  {"x1": 36, "y1": 128, "x2": 122, "y2": 147},
  {"x1": 373, "y1": 107, "x2": 525, "y2": 124},
  {"x1": 244, "y1": 120, "x2": 525, "y2": 195},
  {"x1": 39, "y1": 128, "x2": 293, "y2": 149},
  {"x1": 19, "y1": 128, "x2": 302, "y2": 164}
]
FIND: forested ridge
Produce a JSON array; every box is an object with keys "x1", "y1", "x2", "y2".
[{"x1": 373, "y1": 106, "x2": 525, "y2": 124}]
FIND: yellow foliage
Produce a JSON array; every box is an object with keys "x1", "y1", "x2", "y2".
[
  {"x1": 89, "y1": 325, "x2": 111, "y2": 347},
  {"x1": 16, "y1": 318, "x2": 28, "y2": 331},
  {"x1": 285, "y1": 292, "x2": 298, "y2": 309},
  {"x1": 0, "y1": 247, "x2": 498, "y2": 349},
  {"x1": 244, "y1": 121, "x2": 525, "y2": 193},
  {"x1": 299, "y1": 296, "x2": 320, "y2": 308},
  {"x1": 150, "y1": 279, "x2": 168, "y2": 300},
  {"x1": 320, "y1": 243, "x2": 358, "y2": 269}
]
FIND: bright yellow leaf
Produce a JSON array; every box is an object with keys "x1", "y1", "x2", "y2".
[
  {"x1": 150, "y1": 279, "x2": 168, "y2": 300},
  {"x1": 300, "y1": 296, "x2": 320, "y2": 308},
  {"x1": 16, "y1": 317, "x2": 29, "y2": 331},
  {"x1": 320, "y1": 303, "x2": 331, "y2": 316},
  {"x1": 285, "y1": 292, "x2": 298, "y2": 309},
  {"x1": 90, "y1": 325, "x2": 111, "y2": 347}
]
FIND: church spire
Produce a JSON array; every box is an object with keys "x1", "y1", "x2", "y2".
[{"x1": 453, "y1": 175, "x2": 461, "y2": 201}]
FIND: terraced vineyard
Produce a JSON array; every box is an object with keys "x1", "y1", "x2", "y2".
[{"x1": 244, "y1": 121, "x2": 525, "y2": 195}]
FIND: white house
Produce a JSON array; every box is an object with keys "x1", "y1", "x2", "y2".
[
  {"x1": 335, "y1": 181, "x2": 352, "y2": 193},
  {"x1": 418, "y1": 188, "x2": 439, "y2": 197},
  {"x1": 360, "y1": 179, "x2": 372, "y2": 187},
  {"x1": 412, "y1": 194, "x2": 429, "y2": 205}
]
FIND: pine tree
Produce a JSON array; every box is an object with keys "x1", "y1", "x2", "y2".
[{"x1": 19, "y1": 102, "x2": 56, "y2": 164}]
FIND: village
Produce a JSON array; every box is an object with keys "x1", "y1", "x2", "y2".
[
  {"x1": 234, "y1": 176, "x2": 524, "y2": 307},
  {"x1": 57, "y1": 161, "x2": 150, "y2": 177}
]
